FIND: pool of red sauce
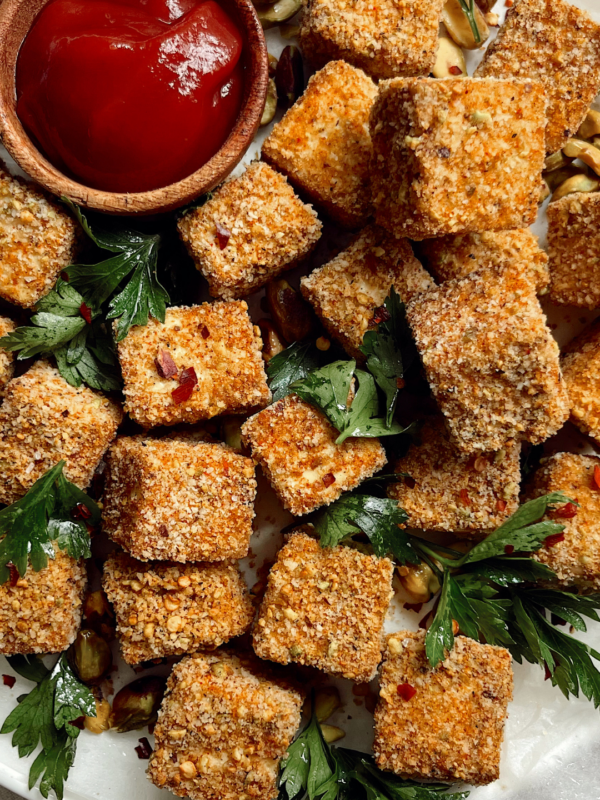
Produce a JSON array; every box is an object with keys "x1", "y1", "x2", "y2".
[{"x1": 16, "y1": 0, "x2": 246, "y2": 193}]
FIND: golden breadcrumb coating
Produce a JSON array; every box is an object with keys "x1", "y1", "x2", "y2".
[
  {"x1": 374, "y1": 631, "x2": 513, "y2": 785},
  {"x1": 147, "y1": 650, "x2": 303, "y2": 800},
  {"x1": 562, "y1": 318, "x2": 600, "y2": 443},
  {"x1": 387, "y1": 416, "x2": 521, "y2": 535},
  {"x1": 102, "y1": 437, "x2": 256, "y2": 563},
  {"x1": 0, "y1": 360, "x2": 122, "y2": 505},
  {"x1": 177, "y1": 163, "x2": 322, "y2": 300},
  {"x1": 0, "y1": 315, "x2": 15, "y2": 392},
  {"x1": 241, "y1": 394, "x2": 387, "y2": 516},
  {"x1": 406, "y1": 264, "x2": 569, "y2": 454},
  {"x1": 370, "y1": 77, "x2": 546, "y2": 240},
  {"x1": 475, "y1": 0, "x2": 600, "y2": 154},
  {"x1": 261, "y1": 61, "x2": 377, "y2": 229},
  {"x1": 300, "y1": 224, "x2": 434, "y2": 359},
  {"x1": 117, "y1": 302, "x2": 271, "y2": 428},
  {"x1": 252, "y1": 531, "x2": 394, "y2": 682}
]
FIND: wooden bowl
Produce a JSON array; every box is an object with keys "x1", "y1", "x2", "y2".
[{"x1": 0, "y1": 0, "x2": 268, "y2": 215}]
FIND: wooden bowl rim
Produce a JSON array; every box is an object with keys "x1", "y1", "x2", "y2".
[{"x1": 0, "y1": 0, "x2": 268, "y2": 215}]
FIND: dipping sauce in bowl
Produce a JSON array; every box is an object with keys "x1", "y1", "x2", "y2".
[{"x1": 16, "y1": 0, "x2": 246, "y2": 193}]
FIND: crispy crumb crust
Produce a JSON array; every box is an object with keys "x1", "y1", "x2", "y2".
[
  {"x1": 300, "y1": 224, "x2": 434, "y2": 359},
  {"x1": 298, "y1": 0, "x2": 445, "y2": 80},
  {"x1": 374, "y1": 631, "x2": 513, "y2": 785},
  {"x1": 547, "y1": 192, "x2": 600, "y2": 309},
  {"x1": 103, "y1": 553, "x2": 254, "y2": 664},
  {"x1": 406, "y1": 264, "x2": 569, "y2": 454},
  {"x1": 117, "y1": 302, "x2": 271, "y2": 428},
  {"x1": 528, "y1": 453, "x2": 600, "y2": 590},
  {"x1": 562, "y1": 318, "x2": 600, "y2": 442},
  {"x1": 147, "y1": 650, "x2": 303, "y2": 800},
  {"x1": 369, "y1": 77, "x2": 546, "y2": 240},
  {"x1": 241, "y1": 394, "x2": 387, "y2": 516},
  {"x1": 475, "y1": 0, "x2": 600, "y2": 154},
  {"x1": 261, "y1": 61, "x2": 377, "y2": 229},
  {"x1": 252, "y1": 531, "x2": 394, "y2": 682},
  {"x1": 0, "y1": 360, "x2": 122, "y2": 505},
  {"x1": 417, "y1": 229, "x2": 549, "y2": 294},
  {"x1": 0, "y1": 316, "x2": 15, "y2": 392},
  {"x1": 0, "y1": 546, "x2": 86, "y2": 655},
  {"x1": 387, "y1": 416, "x2": 521, "y2": 534},
  {"x1": 102, "y1": 437, "x2": 256, "y2": 563},
  {"x1": 0, "y1": 161, "x2": 80, "y2": 308},
  {"x1": 177, "y1": 163, "x2": 322, "y2": 300}
]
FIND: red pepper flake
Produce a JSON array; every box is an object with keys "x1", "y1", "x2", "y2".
[
  {"x1": 397, "y1": 683, "x2": 417, "y2": 701},
  {"x1": 215, "y1": 221, "x2": 232, "y2": 250},
  {"x1": 7, "y1": 564, "x2": 18, "y2": 587},
  {"x1": 135, "y1": 737, "x2": 153, "y2": 759},
  {"x1": 459, "y1": 488, "x2": 471, "y2": 506},
  {"x1": 70, "y1": 716, "x2": 85, "y2": 730},
  {"x1": 404, "y1": 476, "x2": 416, "y2": 489},
  {"x1": 504, "y1": 545, "x2": 514, "y2": 555},
  {"x1": 449, "y1": 65, "x2": 463, "y2": 75},
  {"x1": 554, "y1": 502, "x2": 578, "y2": 519},
  {"x1": 404, "y1": 602, "x2": 423, "y2": 613},
  {"x1": 322, "y1": 472, "x2": 336, "y2": 488},
  {"x1": 544, "y1": 663, "x2": 552, "y2": 681},
  {"x1": 72, "y1": 502, "x2": 92, "y2": 521},
  {"x1": 172, "y1": 366, "x2": 198, "y2": 405},
  {"x1": 155, "y1": 349, "x2": 178, "y2": 380},
  {"x1": 372, "y1": 305, "x2": 390, "y2": 325},
  {"x1": 2, "y1": 675, "x2": 16, "y2": 688},
  {"x1": 79, "y1": 302, "x2": 92, "y2": 324},
  {"x1": 60, "y1": 271, "x2": 70, "y2": 282},
  {"x1": 496, "y1": 499, "x2": 507, "y2": 512},
  {"x1": 396, "y1": 378, "x2": 405, "y2": 389},
  {"x1": 545, "y1": 532, "x2": 566, "y2": 548},
  {"x1": 592, "y1": 464, "x2": 600, "y2": 491},
  {"x1": 200, "y1": 325, "x2": 210, "y2": 340}
]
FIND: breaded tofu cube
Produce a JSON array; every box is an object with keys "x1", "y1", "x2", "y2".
[
  {"x1": 0, "y1": 547, "x2": 86, "y2": 654},
  {"x1": 147, "y1": 650, "x2": 303, "y2": 800},
  {"x1": 299, "y1": 0, "x2": 445, "y2": 80},
  {"x1": 252, "y1": 531, "x2": 394, "y2": 682},
  {"x1": 374, "y1": 631, "x2": 513, "y2": 785},
  {"x1": 300, "y1": 224, "x2": 434, "y2": 360},
  {"x1": 0, "y1": 315, "x2": 15, "y2": 392},
  {"x1": 102, "y1": 437, "x2": 256, "y2": 562},
  {"x1": 406, "y1": 264, "x2": 569, "y2": 454},
  {"x1": 529, "y1": 453, "x2": 600, "y2": 590},
  {"x1": 417, "y1": 229, "x2": 549, "y2": 294},
  {"x1": 475, "y1": 0, "x2": 600, "y2": 154},
  {"x1": 117, "y1": 302, "x2": 270, "y2": 428},
  {"x1": 177, "y1": 163, "x2": 322, "y2": 300},
  {"x1": 103, "y1": 552, "x2": 254, "y2": 664},
  {"x1": 547, "y1": 193, "x2": 600, "y2": 309},
  {"x1": 261, "y1": 61, "x2": 377, "y2": 229},
  {"x1": 370, "y1": 77, "x2": 546, "y2": 240},
  {"x1": 387, "y1": 416, "x2": 521, "y2": 535},
  {"x1": 562, "y1": 318, "x2": 600, "y2": 442},
  {"x1": 241, "y1": 394, "x2": 387, "y2": 516},
  {"x1": 0, "y1": 360, "x2": 122, "y2": 506},
  {"x1": 0, "y1": 162, "x2": 79, "y2": 308}
]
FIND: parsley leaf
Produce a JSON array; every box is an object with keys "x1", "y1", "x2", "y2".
[{"x1": 268, "y1": 341, "x2": 321, "y2": 403}]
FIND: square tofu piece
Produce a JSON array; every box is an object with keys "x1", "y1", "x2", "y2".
[
  {"x1": 0, "y1": 360, "x2": 122, "y2": 506},
  {"x1": 547, "y1": 193, "x2": 600, "y2": 309},
  {"x1": 387, "y1": 417, "x2": 521, "y2": 535},
  {"x1": 0, "y1": 547, "x2": 86, "y2": 655},
  {"x1": 0, "y1": 315, "x2": 16, "y2": 392},
  {"x1": 253, "y1": 531, "x2": 394, "y2": 682},
  {"x1": 147, "y1": 651, "x2": 303, "y2": 800},
  {"x1": 417, "y1": 229, "x2": 549, "y2": 294},
  {"x1": 300, "y1": 224, "x2": 434, "y2": 360},
  {"x1": 529, "y1": 453, "x2": 600, "y2": 590},
  {"x1": 241, "y1": 394, "x2": 387, "y2": 516},
  {"x1": 177, "y1": 163, "x2": 322, "y2": 300},
  {"x1": 562, "y1": 318, "x2": 600, "y2": 442},
  {"x1": 262, "y1": 61, "x2": 377, "y2": 228},
  {"x1": 102, "y1": 437, "x2": 257, "y2": 562},
  {"x1": 299, "y1": 0, "x2": 445, "y2": 80},
  {"x1": 370, "y1": 77, "x2": 546, "y2": 240},
  {"x1": 117, "y1": 302, "x2": 271, "y2": 428},
  {"x1": 0, "y1": 162, "x2": 79, "y2": 308},
  {"x1": 475, "y1": 0, "x2": 600, "y2": 154},
  {"x1": 406, "y1": 264, "x2": 569, "y2": 454},
  {"x1": 374, "y1": 631, "x2": 513, "y2": 785},
  {"x1": 103, "y1": 553, "x2": 254, "y2": 664}
]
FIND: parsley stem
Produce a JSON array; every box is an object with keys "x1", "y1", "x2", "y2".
[
  {"x1": 458, "y1": 0, "x2": 481, "y2": 44},
  {"x1": 410, "y1": 539, "x2": 459, "y2": 570}
]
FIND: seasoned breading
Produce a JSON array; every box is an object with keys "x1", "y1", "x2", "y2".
[
  {"x1": 261, "y1": 61, "x2": 377, "y2": 229},
  {"x1": 0, "y1": 315, "x2": 15, "y2": 392},
  {"x1": 475, "y1": 0, "x2": 600, "y2": 154},
  {"x1": 0, "y1": 360, "x2": 122, "y2": 505},
  {"x1": 117, "y1": 302, "x2": 271, "y2": 428},
  {"x1": 374, "y1": 631, "x2": 513, "y2": 785},
  {"x1": 103, "y1": 553, "x2": 254, "y2": 664},
  {"x1": 299, "y1": 0, "x2": 445, "y2": 80},
  {"x1": 177, "y1": 163, "x2": 322, "y2": 300},
  {"x1": 300, "y1": 224, "x2": 434, "y2": 360},
  {"x1": 252, "y1": 531, "x2": 394, "y2": 682},
  {"x1": 147, "y1": 650, "x2": 303, "y2": 800},
  {"x1": 369, "y1": 77, "x2": 546, "y2": 240},
  {"x1": 102, "y1": 437, "x2": 256, "y2": 563},
  {"x1": 241, "y1": 394, "x2": 387, "y2": 516},
  {"x1": 562, "y1": 318, "x2": 600, "y2": 443},
  {"x1": 387, "y1": 416, "x2": 521, "y2": 535},
  {"x1": 406, "y1": 264, "x2": 569, "y2": 454}
]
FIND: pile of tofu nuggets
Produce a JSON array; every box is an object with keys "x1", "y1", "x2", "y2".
[{"x1": 3, "y1": 0, "x2": 600, "y2": 796}]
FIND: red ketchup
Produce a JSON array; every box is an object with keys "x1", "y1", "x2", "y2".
[{"x1": 16, "y1": 0, "x2": 245, "y2": 192}]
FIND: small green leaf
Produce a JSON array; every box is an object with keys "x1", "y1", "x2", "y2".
[
  {"x1": 268, "y1": 341, "x2": 321, "y2": 403},
  {"x1": 425, "y1": 567, "x2": 454, "y2": 668}
]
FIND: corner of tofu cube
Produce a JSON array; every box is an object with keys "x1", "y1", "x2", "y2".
[{"x1": 562, "y1": 317, "x2": 600, "y2": 442}]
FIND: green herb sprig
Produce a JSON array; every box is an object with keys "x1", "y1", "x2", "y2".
[
  {"x1": 268, "y1": 341, "x2": 321, "y2": 403},
  {"x1": 457, "y1": 0, "x2": 481, "y2": 44}
]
